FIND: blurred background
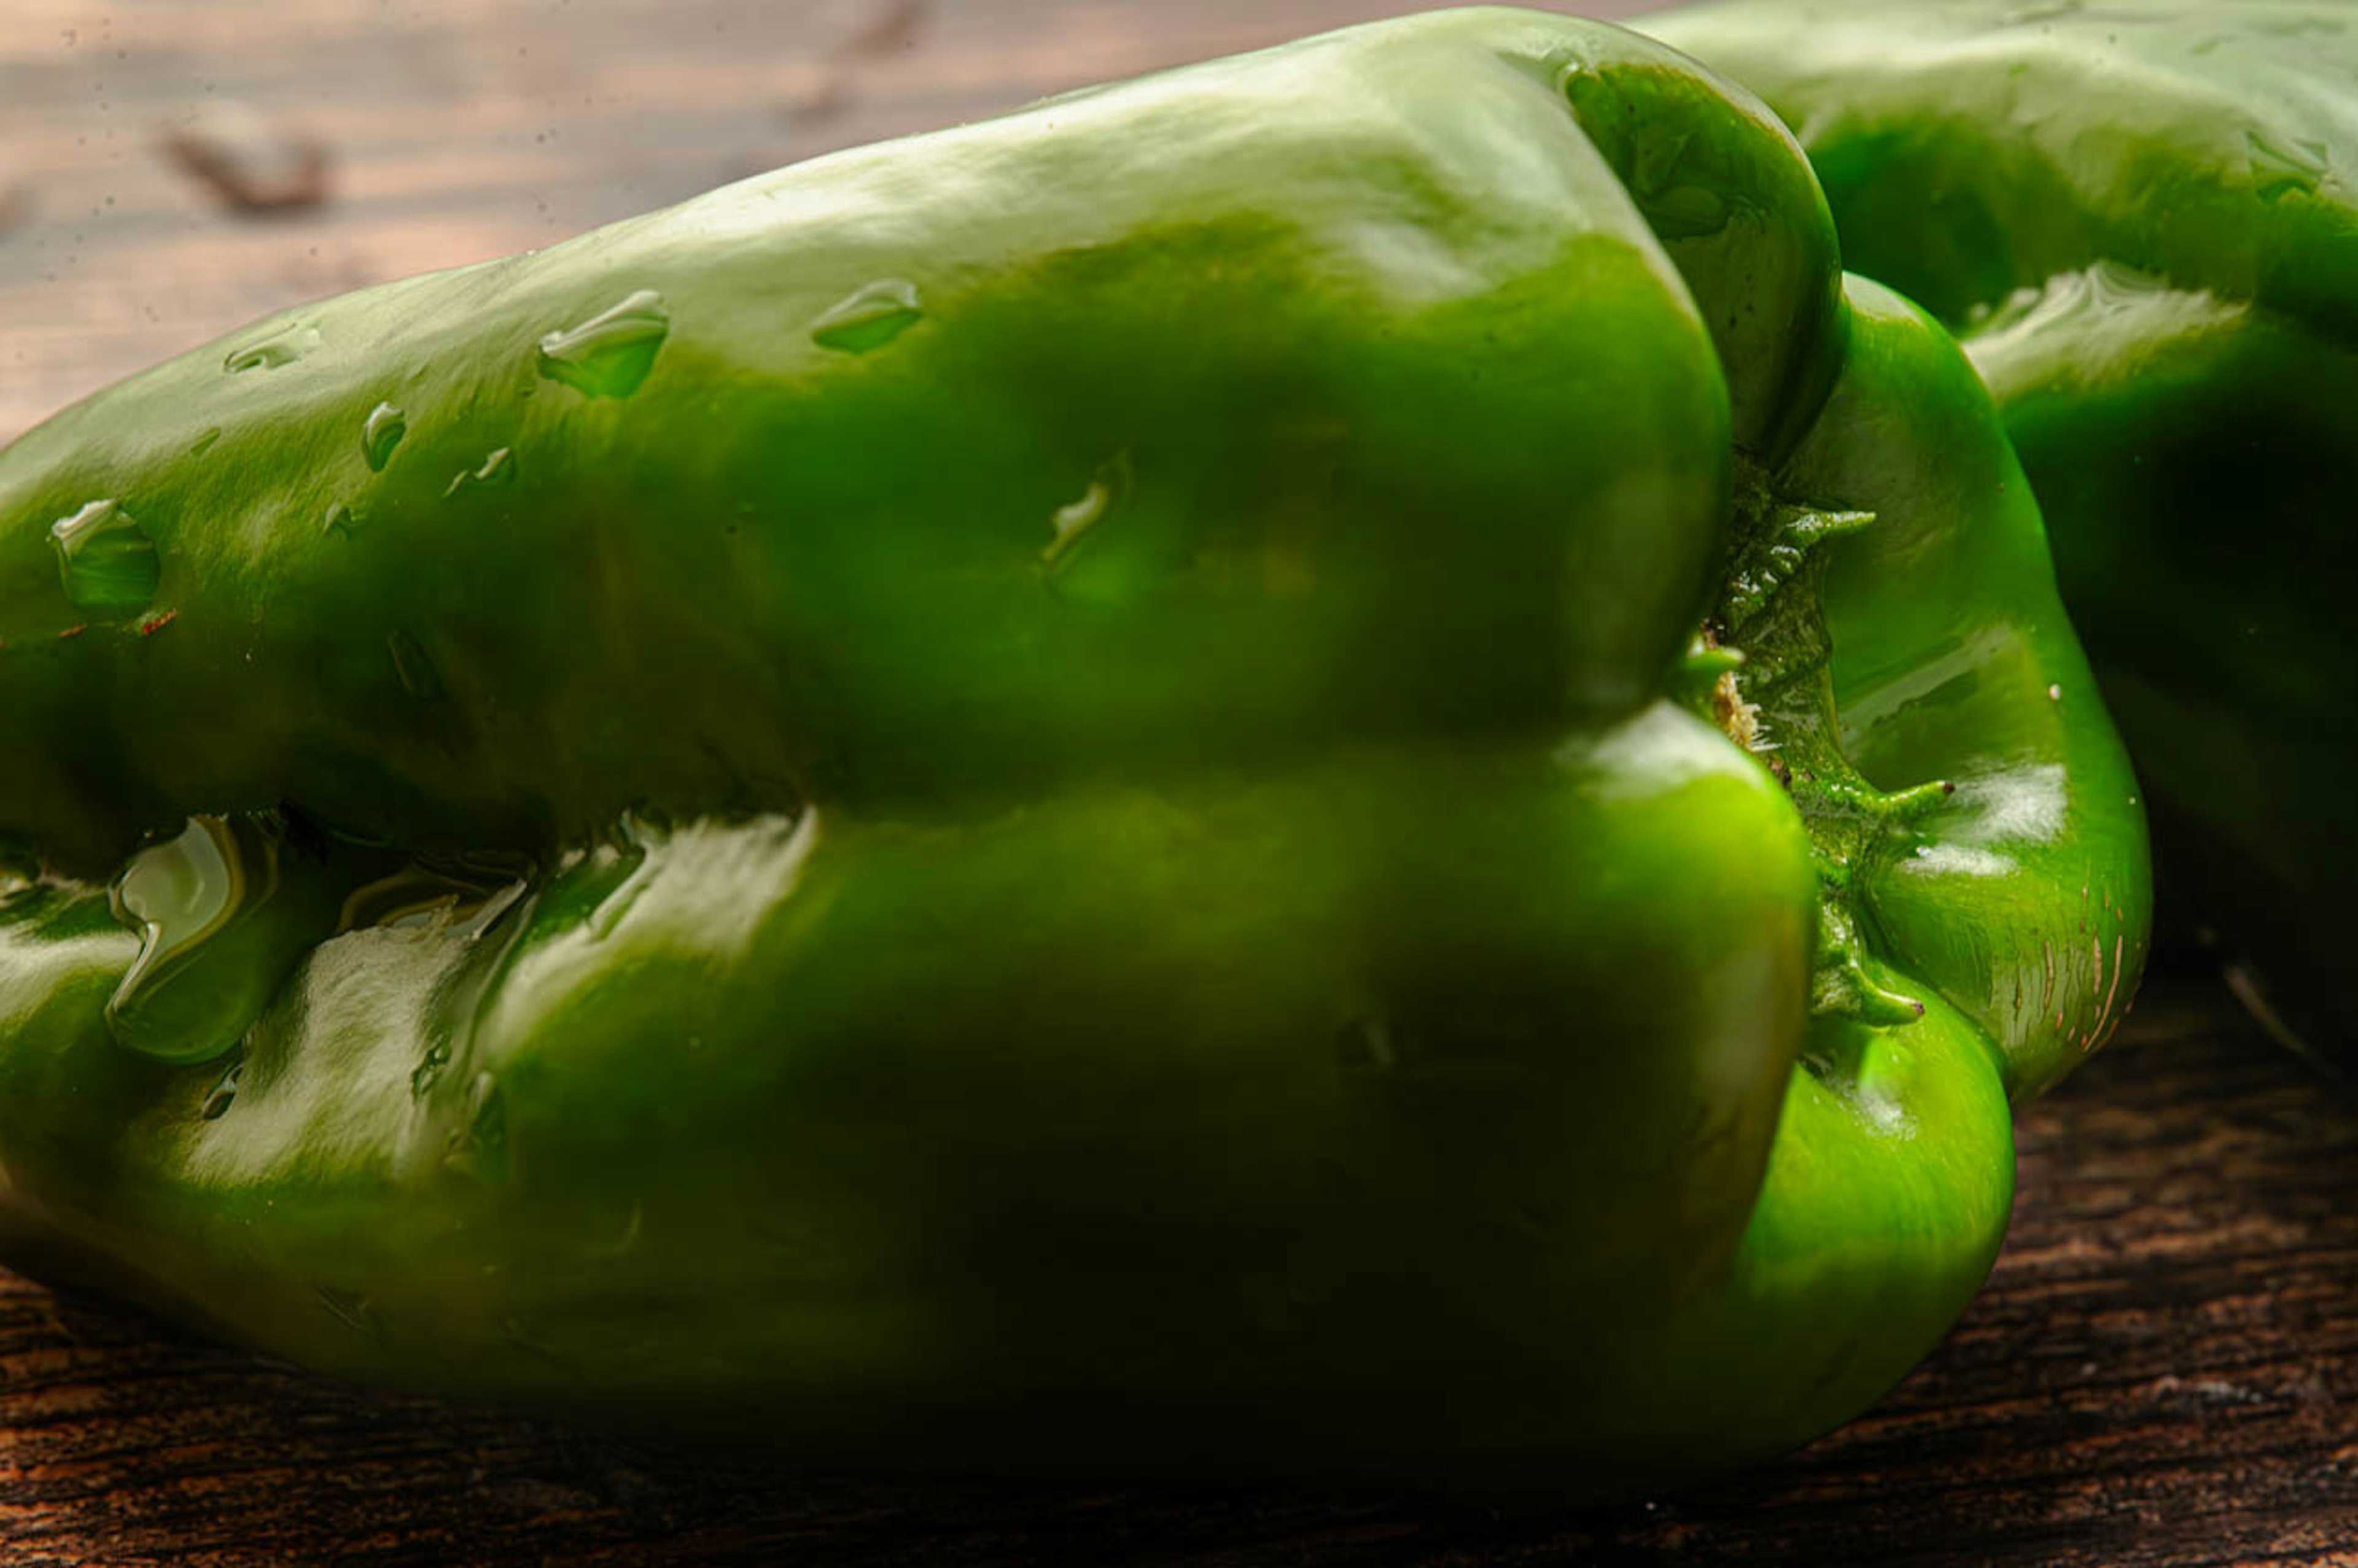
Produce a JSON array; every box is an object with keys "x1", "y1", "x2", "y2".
[{"x1": 0, "y1": 0, "x2": 1656, "y2": 441}]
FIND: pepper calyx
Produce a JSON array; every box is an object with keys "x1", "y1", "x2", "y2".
[{"x1": 1690, "y1": 456, "x2": 1953, "y2": 1028}]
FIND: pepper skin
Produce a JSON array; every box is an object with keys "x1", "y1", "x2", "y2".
[
  {"x1": 1647, "y1": 0, "x2": 2358, "y2": 1072},
  {"x1": 0, "y1": 10, "x2": 2147, "y2": 1496}
]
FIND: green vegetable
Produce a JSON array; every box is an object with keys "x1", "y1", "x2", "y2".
[
  {"x1": 0, "y1": 9, "x2": 2147, "y2": 1495},
  {"x1": 1647, "y1": 0, "x2": 2358, "y2": 1071}
]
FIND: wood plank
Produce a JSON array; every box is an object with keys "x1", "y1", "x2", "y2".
[{"x1": 0, "y1": 0, "x2": 1605, "y2": 439}]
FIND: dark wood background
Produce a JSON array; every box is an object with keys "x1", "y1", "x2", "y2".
[{"x1": 4, "y1": 2, "x2": 2357, "y2": 1563}]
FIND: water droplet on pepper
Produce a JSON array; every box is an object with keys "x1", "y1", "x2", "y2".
[
  {"x1": 537, "y1": 289, "x2": 670, "y2": 397},
  {"x1": 105, "y1": 814, "x2": 335, "y2": 1064},
  {"x1": 811, "y1": 278, "x2": 923, "y2": 352},
  {"x1": 1040, "y1": 452, "x2": 1130, "y2": 572},
  {"x1": 443, "y1": 446, "x2": 516, "y2": 498},
  {"x1": 361, "y1": 401, "x2": 408, "y2": 470},
  {"x1": 223, "y1": 320, "x2": 321, "y2": 373},
  {"x1": 50, "y1": 499, "x2": 160, "y2": 614},
  {"x1": 200, "y1": 1059, "x2": 243, "y2": 1120}
]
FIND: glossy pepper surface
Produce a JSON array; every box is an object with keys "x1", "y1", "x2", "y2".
[
  {"x1": 0, "y1": 9, "x2": 2149, "y2": 1496},
  {"x1": 1648, "y1": 0, "x2": 2358, "y2": 1071}
]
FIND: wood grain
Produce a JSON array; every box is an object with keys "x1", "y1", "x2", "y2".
[
  {"x1": 5, "y1": 2, "x2": 2357, "y2": 1562},
  {"x1": 0, "y1": 0, "x2": 1591, "y2": 441}
]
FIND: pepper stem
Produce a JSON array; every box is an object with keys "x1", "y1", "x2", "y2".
[{"x1": 1687, "y1": 457, "x2": 1954, "y2": 1029}]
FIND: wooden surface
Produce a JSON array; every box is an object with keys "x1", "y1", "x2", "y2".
[
  {"x1": 0, "y1": 0, "x2": 1601, "y2": 443},
  {"x1": 4, "y1": 2, "x2": 2358, "y2": 1564}
]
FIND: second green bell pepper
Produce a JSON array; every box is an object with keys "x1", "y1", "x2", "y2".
[
  {"x1": 1649, "y1": 0, "x2": 2358, "y2": 1072},
  {"x1": 0, "y1": 9, "x2": 2148, "y2": 1496}
]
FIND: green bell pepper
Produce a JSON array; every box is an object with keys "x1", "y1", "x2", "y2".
[
  {"x1": 1647, "y1": 0, "x2": 2358, "y2": 1071},
  {"x1": 0, "y1": 9, "x2": 2147, "y2": 1495}
]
